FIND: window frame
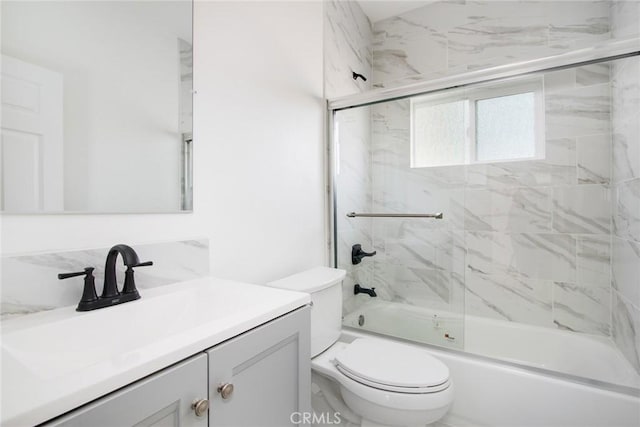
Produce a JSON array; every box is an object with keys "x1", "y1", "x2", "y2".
[{"x1": 410, "y1": 76, "x2": 545, "y2": 168}]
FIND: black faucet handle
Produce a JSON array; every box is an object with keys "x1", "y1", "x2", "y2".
[
  {"x1": 58, "y1": 267, "x2": 95, "y2": 280},
  {"x1": 121, "y1": 260, "x2": 153, "y2": 295},
  {"x1": 352, "y1": 244, "x2": 377, "y2": 265},
  {"x1": 58, "y1": 267, "x2": 99, "y2": 310}
]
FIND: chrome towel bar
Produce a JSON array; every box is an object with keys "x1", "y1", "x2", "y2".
[{"x1": 346, "y1": 212, "x2": 443, "y2": 219}]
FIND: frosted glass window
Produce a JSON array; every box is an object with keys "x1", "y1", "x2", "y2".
[
  {"x1": 412, "y1": 100, "x2": 467, "y2": 167},
  {"x1": 476, "y1": 92, "x2": 535, "y2": 161},
  {"x1": 410, "y1": 78, "x2": 542, "y2": 168}
]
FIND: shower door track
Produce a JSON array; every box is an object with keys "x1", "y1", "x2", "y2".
[{"x1": 327, "y1": 38, "x2": 640, "y2": 111}]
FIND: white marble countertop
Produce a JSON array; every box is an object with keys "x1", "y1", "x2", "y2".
[{"x1": 1, "y1": 277, "x2": 310, "y2": 426}]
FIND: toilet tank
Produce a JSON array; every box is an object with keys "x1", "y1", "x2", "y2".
[{"x1": 266, "y1": 267, "x2": 345, "y2": 357}]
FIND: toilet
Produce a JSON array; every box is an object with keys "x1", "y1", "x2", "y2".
[{"x1": 267, "y1": 267, "x2": 454, "y2": 427}]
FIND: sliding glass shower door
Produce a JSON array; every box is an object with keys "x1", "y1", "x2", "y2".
[
  {"x1": 334, "y1": 98, "x2": 466, "y2": 351},
  {"x1": 331, "y1": 52, "x2": 640, "y2": 392}
]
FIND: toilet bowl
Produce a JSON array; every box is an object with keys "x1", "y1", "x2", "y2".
[
  {"x1": 266, "y1": 267, "x2": 454, "y2": 427},
  {"x1": 313, "y1": 339, "x2": 453, "y2": 426}
]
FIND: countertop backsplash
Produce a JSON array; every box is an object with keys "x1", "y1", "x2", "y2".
[{"x1": 1, "y1": 239, "x2": 209, "y2": 319}]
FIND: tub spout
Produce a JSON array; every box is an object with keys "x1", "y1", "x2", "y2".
[{"x1": 354, "y1": 284, "x2": 377, "y2": 297}]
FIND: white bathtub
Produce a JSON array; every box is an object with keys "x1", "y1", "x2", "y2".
[{"x1": 342, "y1": 301, "x2": 640, "y2": 427}]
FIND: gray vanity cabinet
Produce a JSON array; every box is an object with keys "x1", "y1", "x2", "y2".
[
  {"x1": 43, "y1": 306, "x2": 310, "y2": 427},
  {"x1": 46, "y1": 354, "x2": 208, "y2": 427},
  {"x1": 208, "y1": 306, "x2": 311, "y2": 427}
]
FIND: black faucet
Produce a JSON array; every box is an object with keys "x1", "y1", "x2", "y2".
[
  {"x1": 352, "y1": 244, "x2": 376, "y2": 265},
  {"x1": 354, "y1": 284, "x2": 377, "y2": 297},
  {"x1": 102, "y1": 244, "x2": 152, "y2": 299},
  {"x1": 58, "y1": 244, "x2": 153, "y2": 311}
]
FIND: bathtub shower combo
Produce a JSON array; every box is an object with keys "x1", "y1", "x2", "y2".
[{"x1": 329, "y1": 40, "x2": 640, "y2": 425}]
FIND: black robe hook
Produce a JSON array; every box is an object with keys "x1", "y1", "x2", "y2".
[{"x1": 352, "y1": 71, "x2": 367, "y2": 82}]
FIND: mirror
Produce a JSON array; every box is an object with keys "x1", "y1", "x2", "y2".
[{"x1": 1, "y1": 1, "x2": 193, "y2": 213}]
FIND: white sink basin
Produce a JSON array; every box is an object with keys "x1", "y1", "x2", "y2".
[
  {"x1": 1, "y1": 277, "x2": 309, "y2": 426},
  {"x1": 4, "y1": 282, "x2": 257, "y2": 378}
]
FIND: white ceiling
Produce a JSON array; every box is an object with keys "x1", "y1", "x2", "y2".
[{"x1": 357, "y1": 1, "x2": 434, "y2": 24}]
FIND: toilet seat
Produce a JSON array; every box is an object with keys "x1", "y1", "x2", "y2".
[
  {"x1": 312, "y1": 338, "x2": 454, "y2": 423},
  {"x1": 334, "y1": 338, "x2": 450, "y2": 394}
]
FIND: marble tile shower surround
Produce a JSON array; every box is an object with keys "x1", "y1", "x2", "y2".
[
  {"x1": 324, "y1": 0, "x2": 372, "y2": 99},
  {"x1": 354, "y1": 61, "x2": 618, "y2": 341},
  {"x1": 325, "y1": 0, "x2": 375, "y2": 314},
  {"x1": 1, "y1": 239, "x2": 209, "y2": 319},
  {"x1": 610, "y1": 0, "x2": 640, "y2": 372},
  {"x1": 371, "y1": 0, "x2": 613, "y2": 89},
  {"x1": 328, "y1": 0, "x2": 640, "y2": 377}
]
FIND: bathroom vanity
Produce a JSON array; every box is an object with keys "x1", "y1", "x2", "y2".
[{"x1": 1, "y1": 278, "x2": 311, "y2": 426}]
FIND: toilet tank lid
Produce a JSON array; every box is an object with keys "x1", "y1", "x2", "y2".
[{"x1": 266, "y1": 267, "x2": 346, "y2": 293}]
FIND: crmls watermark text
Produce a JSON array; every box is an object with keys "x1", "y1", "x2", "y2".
[{"x1": 290, "y1": 412, "x2": 341, "y2": 425}]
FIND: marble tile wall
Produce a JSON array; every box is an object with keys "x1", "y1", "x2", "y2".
[
  {"x1": 610, "y1": 1, "x2": 640, "y2": 373},
  {"x1": 611, "y1": 0, "x2": 640, "y2": 40},
  {"x1": 324, "y1": 0, "x2": 372, "y2": 99},
  {"x1": 372, "y1": 0, "x2": 611, "y2": 89},
  {"x1": 324, "y1": 1, "x2": 374, "y2": 315},
  {"x1": 1, "y1": 239, "x2": 209, "y2": 319}
]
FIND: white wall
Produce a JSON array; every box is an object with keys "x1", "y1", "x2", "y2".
[
  {"x1": 0, "y1": 1, "x2": 326, "y2": 284},
  {"x1": 194, "y1": 0, "x2": 326, "y2": 282}
]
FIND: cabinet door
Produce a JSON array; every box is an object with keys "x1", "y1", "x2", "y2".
[
  {"x1": 46, "y1": 354, "x2": 208, "y2": 427},
  {"x1": 208, "y1": 306, "x2": 311, "y2": 427}
]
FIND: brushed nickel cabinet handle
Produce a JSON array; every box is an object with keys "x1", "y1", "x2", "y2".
[
  {"x1": 192, "y1": 398, "x2": 209, "y2": 417},
  {"x1": 218, "y1": 383, "x2": 234, "y2": 399}
]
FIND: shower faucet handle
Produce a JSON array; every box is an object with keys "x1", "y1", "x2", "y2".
[{"x1": 352, "y1": 244, "x2": 376, "y2": 265}]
